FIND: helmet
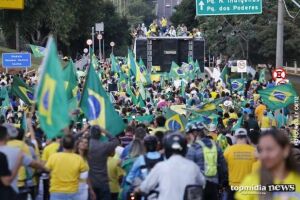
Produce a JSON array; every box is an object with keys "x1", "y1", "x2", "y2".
[
  {"x1": 144, "y1": 135, "x2": 158, "y2": 152},
  {"x1": 163, "y1": 132, "x2": 187, "y2": 159}
]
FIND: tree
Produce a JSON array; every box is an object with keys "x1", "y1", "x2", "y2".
[
  {"x1": 170, "y1": 0, "x2": 300, "y2": 65},
  {"x1": 0, "y1": 0, "x2": 129, "y2": 56}
]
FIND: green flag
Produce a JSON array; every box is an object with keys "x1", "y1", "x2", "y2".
[
  {"x1": 220, "y1": 66, "x2": 230, "y2": 85},
  {"x1": 169, "y1": 61, "x2": 185, "y2": 79},
  {"x1": 258, "y1": 84, "x2": 298, "y2": 111},
  {"x1": 63, "y1": 60, "x2": 78, "y2": 100},
  {"x1": 180, "y1": 80, "x2": 185, "y2": 97},
  {"x1": 137, "y1": 82, "x2": 146, "y2": 100},
  {"x1": 139, "y1": 58, "x2": 151, "y2": 84},
  {"x1": 231, "y1": 78, "x2": 244, "y2": 92},
  {"x1": 0, "y1": 87, "x2": 11, "y2": 117},
  {"x1": 165, "y1": 109, "x2": 187, "y2": 132},
  {"x1": 137, "y1": 94, "x2": 145, "y2": 107},
  {"x1": 35, "y1": 37, "x2": 70, "y2": 139},
  {"x1": 79, "y1": 61, "x2": 125, "y2": 136},
  {"x1": 258, "y1": 69, "x2": 265, "y2": 83},
  {"x1": 29, "y1": 44, "x2": 45, "y2": 57},
  {"x1": 11, "y1": 76, "x2": 34, "y2": 105},
  {"x1": 126, "y1": 85, "x2": 137, "y2": 105},
  {"x1": 128, "y1": 49, "x2": 146, "y2": 83},
  {"x1": 127, "y1": 115, "x2": 154, "y2": 123},
  {"x1": 20, "y1": 113, "x2": 28, "y2": 133},
  {"x1": 110, "y1": 54, "x2": 120, "y2": 73},
  {"x1": 231, "y1": 117, "x2": 243, "y2": 131}
]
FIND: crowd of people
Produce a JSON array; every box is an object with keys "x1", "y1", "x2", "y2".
[
  {"x1": 131, "y1": 18, "x2": 203, "y2": 38},
  {"x1": 0, "y1": 50, "x2": 299, "y2": 200}
]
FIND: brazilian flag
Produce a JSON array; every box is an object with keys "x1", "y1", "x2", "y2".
[
  {"x1": 258, "y1": 84, "x2": 298, "y2": 111},
  {"x1": 231, "y1": 78, "x2": 244, "y2": 92},
  {"x1": 165, "y1": 109, "x2": 187, "y2": 132},
  {"x1": 29, "y1": 44, "x2": 45, "y2": 57},
  {"x1": 128, "y1": 49, "x2": 146, "y2": 83},
  {"x1": 138, "y1": 58, "x2": 151, "y2": 84},
  {"x1": 35, "y1": 37, "x2": 70, "y2": 139},
  {"x1": 11, "y1": 76, "x2": 34, "y2": 105},
  {"x1": 79, "y1": 59, "x2": 125, "y2": 136},
  {"x1": 169, "y1": 61, "x2": 186, "y2": 79},
  {"x1": 231, "y1": 117, "x2": 243, "y2": 131}
]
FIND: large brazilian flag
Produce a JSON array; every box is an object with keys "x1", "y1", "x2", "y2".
[
  {"x1": 35, "y1": 37, "x2": 70, "y2": 139},
  {"x1": 79, "y1": 60, "x2": 125, "y2": 136},
  {"x1": 258, "y1": 84, "x2": 298, "y2": 111}
]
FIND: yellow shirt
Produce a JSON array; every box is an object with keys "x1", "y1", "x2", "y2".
[
  {"x1": 260, "y1": 116, "x2": 271, "y2": 128},
  {"x1": 251, "y1": 160, "x2": 260, "y2": 173},
  {"x1": 223, "y1": 118, "x2": 229, "y2": 127},
  {"x1": 229, "y1": 113, "x2": 238, "y2": 120},
  {"x1": 210, "y1": 91, "x2": 218, "y2": 99},
  {"x1": 161, "y1": 18, "x2": 167, "y2": 27},
  {"x1": 107, "y1": 156, "x2": 124, "y2": 193},
  {"x1": 7, "y1": 140, "x2": 32, "y2": 187},
  {"x1": 224, "y1": 144, "x2": 256, "y2": 186},
  {"x1": 46, "y1": 152, "x2": 88, "y2": 193},
  {"x1": 42, "y1": 142, "x2": 60, "y2": 161},
  {"x1": 235, "y1": 171, "x2": 300, "y2": 200}
]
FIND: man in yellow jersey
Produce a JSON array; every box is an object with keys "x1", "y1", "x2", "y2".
[
  {"x1": 41, "y1": 136, "x2": 61, "y2": 200},
  {"x1": 160, "y1": 17, "x2": 167, "y2": 34},
  {"x1": 46, "y1": 134, "x2": 88, "y2": 200},
  {"x1": 259, "y1": 111, "x2": 272, "y2": 131},
  {"x1": 224, "y1": 128, "x2": 256, "y2": 200}
]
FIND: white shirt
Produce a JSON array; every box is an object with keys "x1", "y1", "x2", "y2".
[{"x1": 140, "y1": 155, "x2": 205, "y2": 200}]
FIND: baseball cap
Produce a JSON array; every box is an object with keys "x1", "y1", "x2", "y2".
[
  {"x1": 207, "y1": 123, "x2": 217, "y2": 132},
  {"x1": 234, "y1": 128, "x2": 247, "y2": 137},
  {"x1": 3, "y1": 123, "x2": 18, "y2": 138}
]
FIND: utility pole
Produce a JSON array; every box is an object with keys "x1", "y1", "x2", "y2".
[{"x1": 276, "y1": 0, "x2": 284, "y2": 67}]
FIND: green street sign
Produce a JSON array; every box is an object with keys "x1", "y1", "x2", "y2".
[{"x1": 196, "y1": 0, "x2": 262, "y2": 16}]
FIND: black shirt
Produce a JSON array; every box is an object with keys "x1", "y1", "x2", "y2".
[{"x1": 0, "y1": 152, "x2": 17, "y2": 200}]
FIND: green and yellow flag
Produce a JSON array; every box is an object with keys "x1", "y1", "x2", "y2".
[
  {"x1": 63, "y1": 60, "x2": 78, "y2": 100},
  {"x1": 258, "y1": 84, "x2": 298, "y2": 111},
  {"x1": 11, "y1": 76, "x2": 34, "y2": 105},
  {"x1": 79, "y1": 60, "x2": 125, "y2": 136},
  {"x1": 169, "y1": 61, "x2": 185, "y2": 79},
  {"x1": 231, "y1": 78, "x2": 244, "y2": 92},
  {"x1": 35, "y1": 37, "x2": 70, "y2": 139},
  {"x1": 165, "y1": 109, "x2": 187, "y2": 132},
  {"x1": 128, "y1": 50, "x2": 146, "y2": 83},
  {"x1": 29, "y1": 44, "x2": 45, "y2": 57}
]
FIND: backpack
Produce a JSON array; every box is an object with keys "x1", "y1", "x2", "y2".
[
  {"x1": 141, "y1": 154, "x2": 164, "y2": 172},
  {"x1": 197, "y1": 140, "x2": 218, "y2": 177}
]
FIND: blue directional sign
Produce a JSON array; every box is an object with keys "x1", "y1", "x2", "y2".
[
  {"x1": 196, "y1": 0, "x2": 262, "y2": 16},
  {"x1": 2, "y1": 53, "x2": 31, "y2": 68}
]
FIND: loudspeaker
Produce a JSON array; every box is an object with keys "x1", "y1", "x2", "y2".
[
  {"x1": 193, "y1": 40, "x2": 205, "y2": 72},
  {"x1": 178, "y1": 39, "x2": 189, "y2": 64},
  {"x1": 136, "y1": 39, "x2": 147, "y2": 65}
]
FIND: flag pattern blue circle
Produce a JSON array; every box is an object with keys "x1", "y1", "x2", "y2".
[
  {"x1": 88, "y1": 95, "x2": 101, "y2": 120},
  {"x1": 168, "y1": 120, "x2": 182, "y2": 131}
]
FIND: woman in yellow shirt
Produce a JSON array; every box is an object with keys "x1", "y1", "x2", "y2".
[{"x1": 236, "y1": 129, "x2": 300, "y2": 200}]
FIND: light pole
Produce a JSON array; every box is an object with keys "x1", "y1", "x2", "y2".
[
  {"x1": 110, "y1": 41, "x2": 115, "y2": 54},
  {"x1": 276, "y1": 0, "x2": 284, "y2": 67},
  {"x1": 86, "y1": 39, "x2": 93, "y2": 60},
  {"x1": 97, "y1": 34, "x2": 103, "y2": 61}
]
